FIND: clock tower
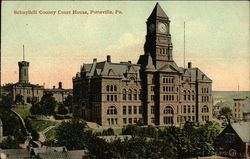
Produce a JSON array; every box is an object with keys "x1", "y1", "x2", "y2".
[{"x1": 143, "y1": 3, "x2": 173, "y2": 69}]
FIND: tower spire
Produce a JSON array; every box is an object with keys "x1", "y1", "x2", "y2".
[{"x1": 23, "y1": 44, "x2": 25, "y2": 61}]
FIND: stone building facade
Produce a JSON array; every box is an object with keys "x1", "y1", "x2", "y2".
[
  {"x1": 3, "y1": 60, "x2": 44, "y2": 104},
  {"x1": 73, "y1": 3, "x2": 213, "y2": 127},
  {"x1": 2, "y1": 60, "x2": 72, "y2": 104},
  {"x1": 44, "y1": 82, "x2": 73, "y2": 104},
  {"x1": 233, "y1": 97, "x2": 250, "y2": 121}
]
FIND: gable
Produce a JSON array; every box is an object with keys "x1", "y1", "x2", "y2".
[{"x1": 158, "y1": 64, "x2": 179, "y2": 73}]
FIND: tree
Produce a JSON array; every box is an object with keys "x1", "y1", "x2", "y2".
[
  {"x1": 40, "y1": 92, "x2": 57, "y2": 116},
  {"x1": 0, "y1": 136, "x2": 20, "y2": 149},
  {"x1": 101, "y1": 128, "x2": 114, "y2": 136},
  {"x1": 0, "y1": 108, "x2": 24, "y2": 142},
  {"x1": 30, "y1": 103, "x2": 42, "y2": 115},
  {"x1": 219, "y1": 107, "x2": 232, "y2": 123},
  {"x1": 57, "y1": 104, "x2": 68, "y2": 115},
  {"x1": 63, "y1": 95, "x2": 73, "y2": 112},
  {"x1": 0, "y1": 94, "x2": 13, "y2": 109},
  {"x1": 15, "y1": 94, "x2": 23, "y2": 104},
  {"x1": 55, "y1": 120, "x2": 87, "y2": 150}
]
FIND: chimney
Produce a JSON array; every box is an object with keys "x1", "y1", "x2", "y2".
[
  {"x1": 188, "y1": 62, "x2": 192, "y2": 68},
  {"x1": 58, "y1": 82, "x2": 62, "y2": 89},
  {"x1": 107, "y1": 55, "x2": 111, "y2": 62},
  {"x1": 93, "y1": 58, "x2": 97, "y2": 62}
]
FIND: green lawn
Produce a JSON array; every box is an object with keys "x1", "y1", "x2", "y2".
[
  {"x1": 45, "y1": 127, "x2": 57, "y2": 141},
  {"x1": 12, "y1": 104, "x2": 32, "y2": 119},
  {"x1": 30, "y1": 120, "x2": 57, "y2": 132}
]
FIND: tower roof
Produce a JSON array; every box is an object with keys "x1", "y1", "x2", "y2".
[{"x1": 148, "y1": 2, "x2": 169, "y2": 20}]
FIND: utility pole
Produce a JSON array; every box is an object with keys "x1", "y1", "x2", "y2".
[
  {"x1": 0, "y1": 0, "x2": 2, "y2": 97},
  {"x1": 184, "y1": 22, "x2": 186, "y2": 68},
  {"x1": 23, "y1": 45, "x2": 25, "y2": 61}
]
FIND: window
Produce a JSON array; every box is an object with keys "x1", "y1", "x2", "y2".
[
  {"x1": 192, "y1": 116, "x2": 195, "y2": 121},
  {"x1": 133, "y1": 89, "x2": 137, "y2": 100},
  {"x1": 110, "y1": 85, "x2": 113, "y2": 91},
  {"x1": 151, "y1": 118, "x2": 155, "y2": 124},
  {"x1": 107, "y1": 106, "x2": 117, "y2": 115},
  {"x1": 151, "y1": 95, "x2": 154, "y2": 101},
  {"x1": 128, "y1": 106, "x2": 132, "y2": 114},
  {"x1": 188, "y1": 105, "x2": 190, "y2": 113},
  {"x1": 151, "y1": 106, "x2": 154, "y2": 114},
  {"x1": 106, "y1": 85, "x2": 109, "y2": 91},
  {"x1": 129, "y1": 118, "x2": 132, "y2": 124},
  {"x1": 202, "y1": 105, "x2": 209, "y2": 113},
  {"x1": 133, "y1": 106, "x2": 137, "y2": 114},
  {"x1": 123, "y1": 118, "x2": 127, "y2": 124},
  {"x1": 114, "y1": 85, "x2": 117, "y2": 91},
  {"x1": 123, "y1": 106, "x2": 126, "y2": 115},
  {"x1": 151, "y1": 86, "x2": 154, "y2": 92},
  {"x1": 164, "y1": 106, "x2": 173, "y2": 114},
  {"x1": 139, "y1": 106, "x2": 142, "y2": 114},
  {"x1": 192, "y1": 105, "x2": 195, "y2": 113},
  {"x1": 163, "y1": 117, "x2": 173, "y2": 124},
  {"x1": 184, "y1": 90, "x2": 186, "y2": 100},
  {"x1": 122, "y1": 89, "x2": 126, "y2": 100},
  {"x1": 107, "y1": 95, "x2": 110, "y2": 101},
  {"x1": 184, "y1": 105, "x2": 186, "y2": 113},
  {"x1": 134, "y1": 118, "x2": 137, "y2": 123},
  {"x1": 128, "y1": 89, "x2": 132, "y2": 100}
]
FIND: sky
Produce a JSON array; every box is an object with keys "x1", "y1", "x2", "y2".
[{"x1": 1, "y1": 1, "x2": 249, "y2": 91}]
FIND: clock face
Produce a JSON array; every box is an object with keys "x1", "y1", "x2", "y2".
[
  {"x1": 149, "y1": 24, "x2": 155, "y2": 33},
  {"x1": 158, "y1": 23, "x2": 167, "y2": 33}
]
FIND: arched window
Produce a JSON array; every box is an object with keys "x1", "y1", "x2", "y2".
[
  {"x1": 114, "y1": 85, "x2": 117, "y2": 91},
  {"x1": 122, "y1": 89, "x2": 126, "y2": 100},
  {"x1": 110, "y1": 85, "x2": 113, "y2": 91},
  {"x1": 202, "y1": 105, "x2": 209, "y2": 113},
  {"x1": 106, "y1": 85, "x2": 109, "y2": 91},
  {"x1": 164, "y1": 106, "x2": 173, "y2": 114},
  {"x1": 184, "y1": 90, "x2": 186, "y2": 100},
  {"x1": 107, "y1": 106, "x2": 117, "y2": 115},
  {"x1": 133, "y1": 89, "x2": 137, "y2": 100},
  {"x1": 128, "y1": 89, "x2": 132, "y2": 100},
  {"x1": 188, "y1": 90, "x2": 191, "y2": 100}
]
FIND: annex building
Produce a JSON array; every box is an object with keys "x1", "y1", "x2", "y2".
[
  {"x1": 2, "y1": 58, "x2": 72, "y2": 104},
  {"x1": 73, "y1": 3, "x2": 213, "y2": 127}
]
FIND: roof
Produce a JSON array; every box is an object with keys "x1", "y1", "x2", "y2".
[
  {"x1": 79, "y1": 60, "x2": 141, "y2": 79},
  {"x1": 148, "y1": 3, "x2": 169, "y2": 19},
  {"x1": 37, "y1": 150, "x2": 87, "y2": 159},
  {"x1": 0, "y1": 149, "x2": 30, "y2": 159},
  {"x1": 243, "y1": 98, "x2": 250, "y2": 113},
  {"x1": 97, "y1": 135, "x2": 153, "y2": 143},
  {"x1": 31, "y1": 146, "x2": 67, "y2": 156},
  {"x1": 231, "y1": 121, "x2": 250, "y2": 142},
  {"x1": 44, "y1": 89, "x2": 72, "y2": 93},
  {"x1": 214, "y1": 101, "x2": 229, "y2": 108},
  {"x1": 3, "y1": 82, "x2": 43, "y2": 88},
  {"x1": 178, "y1": 67, "x2": 212, "y2": 82}
]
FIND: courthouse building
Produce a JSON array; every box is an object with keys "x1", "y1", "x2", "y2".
[{"x1": 73, "y1": 3, "x2": 213, "y2": 127}]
